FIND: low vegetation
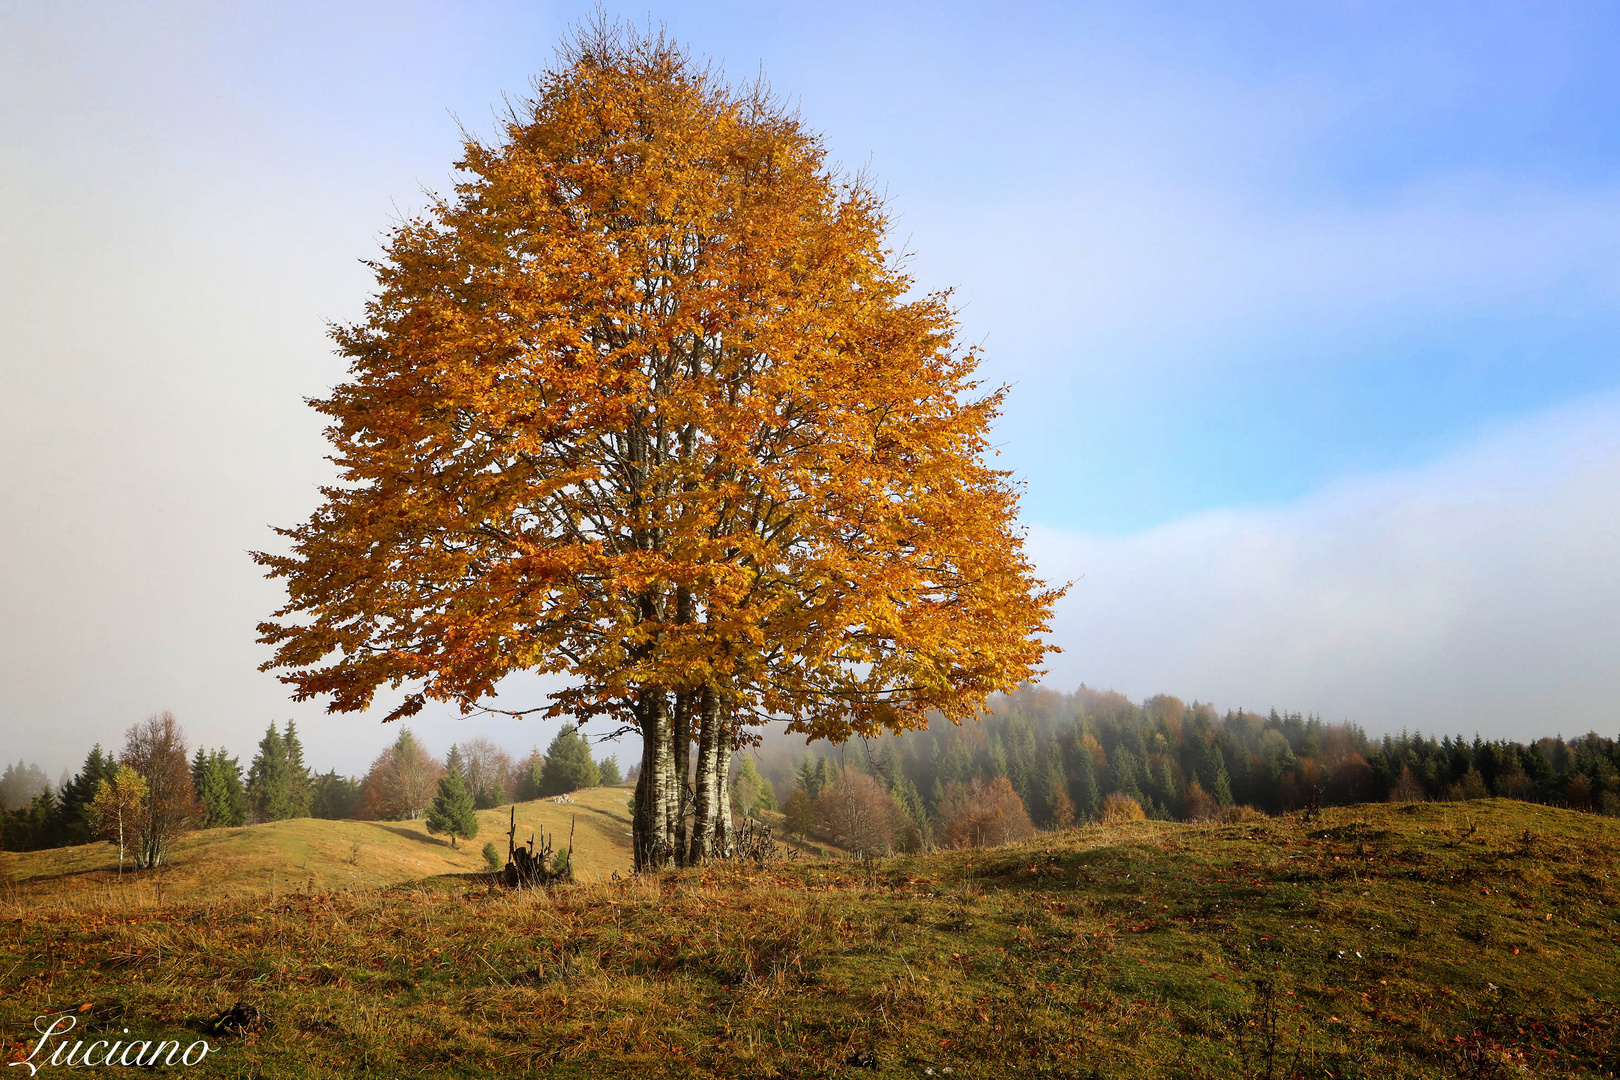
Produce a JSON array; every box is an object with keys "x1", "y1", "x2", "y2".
[
  {"x1": 0, "y1": 787, "x2": 635, "y2": 910},
  {"x1": 4, "y1": 799, "x2": 1616, "y2": 1077}
]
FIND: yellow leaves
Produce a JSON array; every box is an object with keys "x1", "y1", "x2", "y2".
[{"x1": 256, "y1": 25, "x2": 1062, "y2": 737}]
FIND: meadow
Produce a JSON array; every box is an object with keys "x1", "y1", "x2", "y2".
[{"x1": 2, "y1": 798, "x2": 1617, "y2": 1078}]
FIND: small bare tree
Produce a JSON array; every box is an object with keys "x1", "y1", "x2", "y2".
[
  {"x1": 457, "y1": 736, "x2": 515, "y2": 808},
  {"x1": 814, "y1": 771, "x2": 896, "y2": 856},
  {"x1": 935, "y1": 777, "x2": 1037, "y2": 849},
  {"x1": 120, "y1": 712, "x2": 199, "y2": 868}
]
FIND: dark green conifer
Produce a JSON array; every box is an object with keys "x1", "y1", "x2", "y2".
[
  {"x1": 192, "y1": 747, "x2": 248, "y2": 828},
  {"x1": 425, "y1": 768, "x2": 478, "y2": 848},
  {"x1": 539, "y1": 726, "x2": 599, "y2": 796},
  {"x1": 57, "y1": 745, "x2": 118, "y2": 844}
]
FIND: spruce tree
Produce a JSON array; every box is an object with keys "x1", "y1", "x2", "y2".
[
  {"x1": 1154, "y1": 757, "x2": 1178, "y2": 808},
  {"x1": 1071, "y1": 749, "x2": 1101, "y2": 820},
  {"x1": 813, "y1": 757, "x2": 832, "y2": 800},
  {"x1": 1112, "y1": 747, "x2": 1144, "y2": 803},
  {"x1": 281, "y1": 722, "x2": 313, "y2": 817},
  {"x1": 598, "y1": 754, "x2": 623, "y2": 786},
  {"x1": 796, "y1": 756, "x2": 821, "y2": 799},
  {"x1": 310, "y1": 771, "x2": 362, "y2": 819},
  {"x1": 57, "y1": 745, "x2": 118, "y2": 845},
  {"x1": 192, "y1": 748, "x2": 247, "y2": 828},
  {"x1": 539, "y1": 727, "x2": 599, "y2": 796},
  {"x1": 425, "y1": 768, "x2": 478, "y2": 848},
  {"x1": 248, "y1": 722, "x2": 313, "y2": 821},
  {"x1": 514, "y1": 749, "x2": 545, "y2": 802},
  {"x1": 1038, "y1": 754, "x2": 1069, "y2": 826},
  {"x1": 1211, "y1": 756, "x2": 1234, "y2": 806},
  {"x1": 247, "y1": 724, "x2": 289, "y2": 822}
]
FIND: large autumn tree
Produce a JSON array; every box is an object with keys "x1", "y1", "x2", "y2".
[{"x1": 256, "y1": 20, "x2": 1061, "y2": 870}]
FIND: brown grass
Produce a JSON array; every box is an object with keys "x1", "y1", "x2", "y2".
[{"x1": 1, "y1": 799, "x2": 1617, "y2": 1078}]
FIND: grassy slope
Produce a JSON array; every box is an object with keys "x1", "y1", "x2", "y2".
[
  {"x1": 0, "y1": 787, "x2": 636, "y2": 910},
  {"x1": 2, "y1": 799, "x2": 1617, "y2": 1078}
]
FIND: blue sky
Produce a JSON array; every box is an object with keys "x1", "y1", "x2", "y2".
[{"x1": 3, "y1": 1, "x2": 1618, "y2": 773}]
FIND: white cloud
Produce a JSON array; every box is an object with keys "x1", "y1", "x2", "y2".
[{"x1": 1028, "y1": 391, "x2": 1620, "y2": 738}]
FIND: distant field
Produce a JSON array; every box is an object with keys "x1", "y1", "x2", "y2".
[
  {"x1": 0, "y1": 786, "x2": 636, "y2": 909},
  {"x1": 2, "y1": 799, "x2": 1617, "y2": 1078}
]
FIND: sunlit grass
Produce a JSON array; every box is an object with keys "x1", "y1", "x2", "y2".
[{"x1": 2, "y1": 799, "x2": 1616, "y2": 1077}]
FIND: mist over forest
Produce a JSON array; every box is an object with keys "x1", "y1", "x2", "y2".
[{"x1": 6, "y1": 682, "x2": 1616, "y2": 857}]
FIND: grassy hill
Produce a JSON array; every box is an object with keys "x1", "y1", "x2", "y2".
[
  {"x1": 3, "y1": 799, "x2": 1617, "y2": 1077},
  {"x1": 0, "y1": 786, "x2": 637, "y2": 910}
]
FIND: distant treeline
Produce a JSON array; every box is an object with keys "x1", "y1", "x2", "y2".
[
  {"x1": 8, "y1": 685, "x2": 1617, "y2": 855},
  {"x1": 750, "y1": 684, "x2": 1620, "y2": 850},
  {"x1": 0, "y1": 719, "x2": 622, "y2": 854}
]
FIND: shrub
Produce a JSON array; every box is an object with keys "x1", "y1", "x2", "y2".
[
  {"x1": 782, "y1": 787, "x2": 816, "y2": 837},
  {"x1": 1387, "y1": 766, "x2": 1426, "y2": 803},
  {"x1": 482, "y1": 841, "x2": 503, "y2": 871},
  {"x1": 1495, "y1": 768, "x2": 1534, "y2": 800},
  {"x1": 1099, "y1": 792, "x2": 1146, "y2": 825},
  {"x1": 935, "y1": 777, "x2": 1037, "y2": 849},
  {"x1": 1449, "y1": 768, "x2": 1489, "y2": 801},
  {"x1": 814, "y1": 771, "x2": 896, "y2": 856},
  {"x1": 1180, "y1": 780, "x2": 1219, "y2": 822}
]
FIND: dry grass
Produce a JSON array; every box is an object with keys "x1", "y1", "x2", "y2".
[
  {"x1": 2, "y1": 799, "x2": 1617, "y2": 1078},
  {"x1": 0, "y1": 787, "x2": 636, "y2": 912}
]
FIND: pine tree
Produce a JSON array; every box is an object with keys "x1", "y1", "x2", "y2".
[
  {"x1": 247, "y1": 722, "x2": 313, "y2": 821},
  {"x1": 282, "y1": 722, "x2": 313, "y2": 817},
  {"x1": 247, "y1": 724, "x2": 289, "y2": 822},
  {"x1": 539, "y1": 727, "x2": 599, "y2": 796},
  {"x1": 598, "y1": 755, "x2": 623, "y2": 786},
  {"x1": 514, "y1": 749, "x2": 545, "y2": 802},
  {"x1": 1211, "y1": 755, "x2": 1234, "y2": 806},
  {"x1": 192, "y1": 748, "x2": 247, "y2": 828},
  {"x1": 57, "y1": 745, "x2": 119, "y2": 845},
  {"x1": 425, "y1": 768, "x2": 478, "y2": 848},
  {"x1": 310, "y1": 772, "x2": 362, "y2": 819},
  {"x1": 1071, "y1": 747, "x2": 1101, "y2": 820}
]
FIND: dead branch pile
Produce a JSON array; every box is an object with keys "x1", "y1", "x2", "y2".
[{"x1": 500, "y1": 806, "x2": 574, "y2": 888}]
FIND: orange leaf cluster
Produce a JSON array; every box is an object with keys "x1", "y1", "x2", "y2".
[{"x1": 256, "y1": 24, "x2": 1060, "y2": 778}]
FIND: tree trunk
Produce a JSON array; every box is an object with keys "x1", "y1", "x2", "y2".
[
  {"x1": 632, "y1": 688, "x2": 676, "y2": 871},
  {"x1": 688, "y1": 688, "x2": 734, "y2": 862},
  {"x1": 713, "y1": 734, "x2": 734, "y2": 858},
  {"x1": 672, "y1": 688, "x2": 692, "y2": 865}
]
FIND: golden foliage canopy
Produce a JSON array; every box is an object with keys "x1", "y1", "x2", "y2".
[{"x1": 256, "y1": 24, "x2": 1061, "y2": 742}]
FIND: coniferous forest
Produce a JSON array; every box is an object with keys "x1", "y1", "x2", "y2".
[
  {"x1": 6, "y1": 683, "x2": 1617, "y2": 856},
  {"x1": 750, "y1": 684, "x2": 1620, "y2": 852}
]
